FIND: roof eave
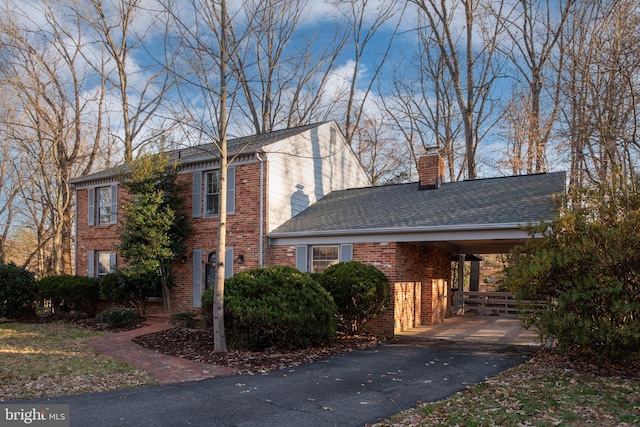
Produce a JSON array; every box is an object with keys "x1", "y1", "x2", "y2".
[{"x1": 268, "y1": 222, "x2": 546, "y2": 246}]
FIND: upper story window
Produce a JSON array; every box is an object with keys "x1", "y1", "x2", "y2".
[
  {"x1": 205, "y1": 171, "x2": 220, "y2": 216},
  {"x1": 192, "y1": 167, "x2": 236, "y2": 218},
  {"x1": 88, "y1": 184, "x2": 117, "y2": 226},
  {"x1": 98, "y1": 187, "x2": 113, "y2": 224}
]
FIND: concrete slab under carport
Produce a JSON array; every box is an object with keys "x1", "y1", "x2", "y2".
[{"x1": 396, "y1": 314, "x2": 541, "y2": 346}]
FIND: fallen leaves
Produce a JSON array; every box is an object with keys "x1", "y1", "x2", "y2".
[
  {"x1": 0, "y1": 323, "x2": 157, "y2": 401},
  {"x1": 132, "y1": 328, "x2": 384, "y2": 375}
]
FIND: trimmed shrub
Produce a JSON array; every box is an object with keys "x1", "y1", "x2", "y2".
[
  {"x1": 99, "y1": 269, "x2": 159, "y2": 315},
  {"x1": 38, "y1": 275, "x2": 101, "y2": 317},
  {"x1": 170, "y1": 311, "x2": 197, "y2": 328},
  {"x1": 203, "y1": 266, "x2": 336, "y2": 350},
  {"x1": 317, "y1": 261, "x2": 390, "y2": 334},
  {"x1": 0, "y1": 263, "x2": 38, "y2": 319},
  {"x1": 96, "y1": 307, "x2": 142, "y2": 328}
]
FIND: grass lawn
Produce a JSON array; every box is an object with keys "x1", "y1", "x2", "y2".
[
  {"x1": 374, "y1": 350, "x2": 640, "y2": 426},
  {"x1": 0, "y1": 322, "x2": 157, "y2": 401}
]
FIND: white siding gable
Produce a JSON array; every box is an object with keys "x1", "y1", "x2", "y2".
[{"x1": 265, "y1": 122, "x2": 370, "y2": 232}]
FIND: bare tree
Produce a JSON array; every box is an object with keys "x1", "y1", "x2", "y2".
[
  {"x1": 0, "y1": 0, "x2": 106, "y2": 275},
  {"x1": 408, "y1": 0, "x2": 506, "y2": 179},
  {"x1": 382, "y1": 12, "x2": 464, "y2": 182},
  {"x1": 74, "y1": 0, "x2": 173, "y2": 162},
  {"x1": 559, "y1": 0, "x2": 640, "y2": 190},
  {"x1": 329, "y1": 0, "x2": 404, "y2": 147},
  {"x1": 496, "y1": 0, "x2": 574, "y2": 174},
  {"x1": 0, "y1": 97, "x2": 20, "y2": 265}
]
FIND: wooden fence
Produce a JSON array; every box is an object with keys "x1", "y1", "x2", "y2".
[{"x1": 454, "y1": 291, "x2": 549, "y2": 317}]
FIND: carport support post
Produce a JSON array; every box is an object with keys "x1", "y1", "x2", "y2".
[{"x1": 457, "y1": 254, "x2": 465, "y2": 292}]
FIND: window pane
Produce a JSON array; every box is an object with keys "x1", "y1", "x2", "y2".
[
  {"x1": 312, "y1": 246, "x2": 339, "y2": 273},
  {"x1": 205, "y1": 171, "x2": 220, "y2": 216},
  {"x1": 97, "y1": 252, "x2": 112, "y2": 276},
  {"x1": 98, "y1": 187, "x2": 111, "y2": 224}
]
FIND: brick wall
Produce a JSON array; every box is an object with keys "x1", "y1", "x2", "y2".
[
  {"x1": 77, "y1": 162, "x2": 267, "y2": 314},
  {"x1": 267, "y1": 241, "x2": 453, "y2": 336}
]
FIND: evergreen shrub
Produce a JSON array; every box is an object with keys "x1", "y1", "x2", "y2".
[
  {"x1": 38, "y1": 275, "x2": 100, "y2": 317},
  {"x1": 96, "y1": 307, "x2": 142, "y2": 328},
  {"x1": 317, "y1": 261, "x2": 390, "y2": 334},
  {"x1": 202, "y1": 266, "x2": 336, "y2": 350},
  {"x1": 0, "y1": 263, "x2": 38, "y2": 319}
]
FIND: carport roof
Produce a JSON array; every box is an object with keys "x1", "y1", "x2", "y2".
[{"x1": 269, "y1": 171, "x2": 566, "y2": 252}]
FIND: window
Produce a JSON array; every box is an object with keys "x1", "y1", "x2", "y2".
[
  {"x1": 88, "y1": 184, "x2": 117, "y2": 225},
  {"x1": 88, "y1": 251, "x2": 116, "y2": 278},
  {"x1": 97, "y1": 187, "x2": 112, "y2": 224},
  {"x1": 311, "y1": 245, "x2": 339, "y2": 273},
  {"x1": 205, "y1": 171, "x2": 220, "y2": 216},
  {"x1": 97, "y1": 251, "x2": 113, "y2": 277},
  {"x1": 192, "y1": 167, "x2": 235, "y2": 218},
  {"x1": 296, "y1": 244, "x2": 353, "y2": 273}
]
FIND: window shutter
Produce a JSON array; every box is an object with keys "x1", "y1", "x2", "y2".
[
  {"x1": 227, "y1": 166, "x2": 235, "y2": 214},
  {"x1": 88, "y1": 189, "x2": 95, "y2": 226},
  {"x1": 340, "y1": 244, "x2": 353, "y2": 262},
  {"x1": 192, "y1": 249, "x2": 203, "y2": 307},
  {"x1": 296, "y1": 246, "x2": 308, "y2": 272},
  {"x1": 192, "y1": 172, "x2": 202, "y2": 218},
  {"x1": 110, "y1": 184, "x2": 118, "y2": 224},
  {"x1": 109, "y1": 253, "x2": 117, "y2": 272},
  {"x1": 87, "y1": 251, "x2": 95, "y2": 277},
  {"x1": 225, "y1": 247, "x2": 234, "y2": 279}
]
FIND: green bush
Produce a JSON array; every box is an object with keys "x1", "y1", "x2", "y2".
[
  {"x1": 96, "y1": 307, "x2": 142, "y2": 328},
  {"x1": 99, "y1": 269, "x2": 159, "y2": 315},
  {"x1": 504, "y1": 184, "x2": 640, "y2": 363},
  {"x1": 203, "y1": 266, "x2": 336, "y2": 350},
  {"x1": 317, "y1": 261, "x2": 390, "y2": 334},
  {"x1": 170, "y1": 311, "x2": 197, "y2": 328},
  {"x1": 0, "y1": 263, "x2": 38, "y2": 319},
  {"x1": 38, "y1": 275, "x2": 101, "y2": 317}
]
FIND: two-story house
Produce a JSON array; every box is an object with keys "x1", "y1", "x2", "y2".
[{"x1": 72, "y1": 121, "x2": 565, "y2": 336}]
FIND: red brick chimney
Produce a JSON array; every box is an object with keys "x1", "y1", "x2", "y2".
[{"x1": 418, "y1": 147, "x2": 446, "y2": 189}]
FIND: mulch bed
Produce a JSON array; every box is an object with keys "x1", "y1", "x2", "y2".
[{"x1": 133, "y1": 328, "x2": 386, "y2": 374}]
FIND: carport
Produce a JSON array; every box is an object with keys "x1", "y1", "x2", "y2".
[{"x1": 268, "y1": 151, "x2": 566, "y2": 336}]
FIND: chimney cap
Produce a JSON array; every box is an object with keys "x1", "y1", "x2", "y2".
[{"x1": 425, "y1": 146, "x2": 439, "y2": 155}]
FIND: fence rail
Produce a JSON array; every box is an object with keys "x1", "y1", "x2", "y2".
[{"x1": 454, "y1": 291, "x2": 549, "y2": 317}]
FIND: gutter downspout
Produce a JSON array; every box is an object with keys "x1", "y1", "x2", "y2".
[{"x1": 256, "y1": 152, "x2": 265, "y2": 266}]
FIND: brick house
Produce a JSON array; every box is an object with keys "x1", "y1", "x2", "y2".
[{"x1": 72, "y1": 121, "x2": 565, "y2": 336}]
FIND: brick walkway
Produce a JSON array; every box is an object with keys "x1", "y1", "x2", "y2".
[{"x1": 88, "y1": 317, "x2": 235, "y2": 385}]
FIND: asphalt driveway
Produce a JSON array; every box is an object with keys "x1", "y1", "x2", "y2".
[{"x1": 20, "y1": 339, "x2": 533, "y2": 427}]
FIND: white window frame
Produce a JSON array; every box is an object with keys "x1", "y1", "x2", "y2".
[
  {"x1": 88, "y1": 251, "x2": 116, "y2": 278},
  {"x1": 88, "y1": 184, "x2": 117, "y2": 226},
  {"x1": 204, "y1": 171, "x2": 221, "y2": 217},
  {"x1": 97, "y1": 187, "x2": 112, "y2": 224},
  {"x1": 311, "y1": 245, "x2": 340, "y2": 273},
  {"x1": 97, "y1": 251, "x2": 115, "y2": 277},
  {"x1": 296, "y1": 244, "x2": 353, "y2": 273}
]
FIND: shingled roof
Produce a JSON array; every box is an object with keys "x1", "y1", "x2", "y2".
[
  {"x1": 70, "y1": 122, "x2": 329, "y2": 185},
  {"x1": 270, "y1": 171, "x2": 566, "y2": 237}
]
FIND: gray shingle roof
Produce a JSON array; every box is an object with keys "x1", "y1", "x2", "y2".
[
  {"x1": 271, "y1": 171, "x2": 566, "y2": 234},
  {"x1": 71, "y1": 122, "x2": 329, "y2": 185}
]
